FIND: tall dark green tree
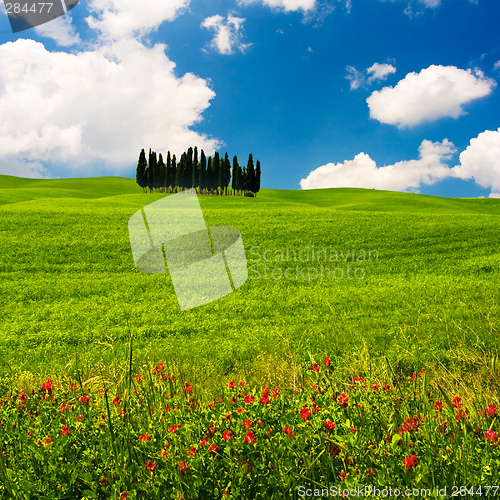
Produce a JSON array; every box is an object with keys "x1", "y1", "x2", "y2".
[
  {"x1": 200, "y1": 150, "x2": 207, "y2": 193},
  {"x1": 157, "y1": 153, "x2": 166, "y2": 192},
  {"x1": 171, "y1": 154, "x2": 177, "y2": 192},
  {"x1": 231, "y1": 155, "x2": 239, "y2": 195},
  {"x1": 192, "y1": 146, "x2": 199, "y2": 190},
  {"x1": 148, "y1": 148, "x2": 157, "y2": 193},
  {"x1": 222, "y1": 152, "x2": 231, "y2": 195},
  {"x1": 166, "y1": 151, "x2": 172, "y2": 192},
  {"x1": 212, "y1": 152, "x2": 220, "y2": 194},
  {"x1": 236, "y1": 165, "x2": 243, "y2": 196},
  {"x1": 246, "y1": 153, "x2": 256, "y2": 194},
  {"x1": 136, "y1": 148, "x2": 148, "y2": 192},
  {"x1": 207, "y1": 156, "x2": 213, "y2": 193},
  {"x1": 255, "y1": 159, "x2": 261, "y2": 196}
]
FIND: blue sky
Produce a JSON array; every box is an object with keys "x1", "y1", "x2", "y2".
[{"x1": 0, "y1": 0, "x2": 499, "y2": 197}]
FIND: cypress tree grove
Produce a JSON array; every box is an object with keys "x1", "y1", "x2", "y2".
[
  {"x1": 136, "y1": 148, "x2": 148, "y2": 193},
  {"x1": 176, "y1": 153, "x2": 186, "y2": 191}
]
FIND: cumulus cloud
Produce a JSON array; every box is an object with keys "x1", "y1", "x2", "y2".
[
  {"x1": 367, "y1": 65, "x2": 496, "y2": 128},
  {"x1": 85, "y1": 0, "x2": 189, "y2": 39},
  {"x1": 201, "y1": 15, "x2": 251, "y2": 55},
  {"x1": 452, "y1": 128, "x2": 500, "y2": 195},
  {"x1": 34, "y1": 14, "x2": 81, "y2": 47},
  {"x1": 494, "y1": 61, "x2": 500, "y2": 71},
  {"x1": 346, "y1": 62, "x2": 396, "y2": 90},
  {"x1": 367, "y1": 63, "x2": 396, "y2": 83},
  {"x1": 236, "y1": 0, "x2": 316, "y2": 13},
  {"x1": 0, "y1": 39, "x2": 220, "y2": 177},
  {"x1": 300, "y1": 139, "x2": 456, "y2": 191}
]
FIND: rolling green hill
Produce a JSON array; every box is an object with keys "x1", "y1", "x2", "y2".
[{"x1": 0, "y1": 175, "x2": 499, "y2": 402}]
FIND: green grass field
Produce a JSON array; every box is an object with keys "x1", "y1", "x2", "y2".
[
  {"x1": 1, "y1": 174, "x2": 500, "y2": 496},
  {"x1": 1, "y1": 174, "x2": 499, "y2": 401}
]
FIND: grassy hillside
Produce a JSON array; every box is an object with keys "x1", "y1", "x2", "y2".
[{"x1": 0, "y1": 175, "x2": 499, "y2": 404}]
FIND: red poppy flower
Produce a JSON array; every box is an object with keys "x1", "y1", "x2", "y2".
[
  {"x1": 243, "y1": 419, "x2": 252, "y2": 429},
  {"x1": 222, "y1": 430, "x2": 234, "y2": 441},
  {"x1": 61, "y1": 425, "x2": 70, "y2": 435},
  {"x1": 337, "y1": 393, "x2": 349, "y2": 408},
  {"x1": 139, "y1": 434, "x2": 151, "y2": 442},
  {"x1": 146, "y1": 460, "x2": 156, "y2": 472},
  {"x1": 244, "y1": 431, "x2": 255, "y2": 444},
  {"x1": 324, "y1": 420, "x2": 335, "y2": 433},
  {"x1": 208, "y1": 444, "x2": 218, "y2": 456},
  {"x1": 403, "y1": 454, "x2": 418, "y2": 471},
  {"x1": 312, "y1": 363, "x2": 320, "y2": 372}
]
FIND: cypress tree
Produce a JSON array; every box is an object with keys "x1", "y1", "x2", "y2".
[
  {"x1": 207, "y1": 157, "x2": 212, "y2": 193},
  {"x1": 255, "y1": 159, "x2": 261, "y2": 196},
  {"x1": 236, "y1": 165, "x2": 243, "y2": 196},
  {"x1": 242, "y1": 165, "x2": 247, "y2": 193},
  {"x1": 200, "y1": 150, "x2": 207, "y2": 194},
  {"x1": 171, "y1": 154, "x2": 177, "y2": 192},
  {"x1": 185, "y1": 147, "x2": 193, "y2": 189},
  {"x1": 231, "y1": 155, "x2": 239, "y2": 196},
  {"x1": 223, "y1": 152, "x2": 231, "y2": 195},
  {"x1": 166, "y1": 151, "x2": 171, "y2": 192},
  {"x1": 136, "y1": 148, "x2": 148, "y2": 193},
  {"x1": 246, "y1": 153, "x2": 255, "y2": 194},
  {"x1": 148, "y1": 148, "x2": 157, "y2": 193},
  {"x1": 157, "y1": 153, "x2": 166, "y2": 193},
  {"x1": 212, "y1": 152, "x2": 220, "y2": 194},
  {"x1": 192, "y1": 146, "x2": 199, "y2": 190}
]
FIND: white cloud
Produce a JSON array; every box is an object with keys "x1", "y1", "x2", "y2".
[
  {"x1": 34, "y1": 14, "x2": 81, "y2": 47},
  {"x1": 85, "y1": 0, "x2": 189, "y2": 39},
  {"x1": 0, "y1": 39, "x2": 220, "y2": 177},
  {"x1": 201, "y1": 15, "x2": 251, "y2": 55},
  {"x1": 346, "y1": 62, "x2": 396, "y2": 90},
  {"x1": 452, "y1": 128, "x2": 500, "y2": 195},
  {"x1": 345, "y1": 65, "x2": 365, "y2": 90},
  {"x1": 300, "y1": 139, "x2": 456, "y2": 191},
  {"x1": 367, "y1": 62, "x2": 396, "y2": 83},
  {"x1": 367, "y1": 65, "x2": 496, "y2": 128},
  {"x1": 489, "y1": 193, "x2": 500, "y2": 198},
  {"x1": 236, "y1": 0, "x2": 316, "y2": 13},
  {"x1": 494, "y1": 61, "x2": 500, "y2": 71}
]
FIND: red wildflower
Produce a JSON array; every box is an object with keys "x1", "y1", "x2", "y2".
[
  {"x1": 188, "y1": 446, "x2": 197, "y2": 456},
  {"x1": 244, "y1": 431, "x2": 256, "y2": 444},
  {"x1": 403, "y1": 454, "x2": 418, "y2": 471},
  {"x1": 324, "y1": 420, "x2": 335, "y2": 433},
  {"x1": 353, "y1": 377, "x2": 363, "y2": 383},
  {"x1": 260, "y1": 395, "x2": 270, "y2": 404},
  {"x1": 208, "y1": 425, "x2": 216, "y2": 436},
  {"x1": 120, "y1": 492, "x2": 129, "y2": 500},
  {"x1": 222, "y1": 430, "x2": 234, "y2": 441},
  {"x1": 42, "y1": 379, "x2": 53, "y2": 393},
  {"x1": 452, "y1": 397, "x2": 462, "y2": 409},
  {"x1": 179, "y1": 461, "x2": 190, "y2": 476},
  {"x1": 337, "y1": 393, "x2": 349, "y2": 408},
  {"x1": 323, "y1": 357, "x2": 331, "y2": 368},
  {"x1": 350, "y1": 426, "x2": 357, "y2": 433},
  {"x1": 312, "y1": 363, "x2": 320, "y2": 372},
  {"x1": 146, "y1": 460, "x2": 156, "y2": 472},
  {"x1": 340, "y1": 471, "x2": 346, "y2": 481},
  {"x1": 398, "y1": 417, "x2": 420, "y2": 434},
  {"x1": 243, "y1": 419, "x2": 252, "y2": 429},
  {"x1": 169, "y1": 424, "x2": 180, "y2": 433},
  {"x1": 282, "y1": 426, "x2": 296, "y2": 439},
  {"x1": 184, "y1": 382, "x2": 193, "y2": 395},
  {"x1": 139, "y1": 434, "x2": 151, "y2": 442},
  {"x1": 226, "y1": 381, "x2": 236, "y2": 388},
  {"x1": 383, "y1": 383, "x2": 391, "y2": 392},
  {"x1": 100, "y1": 477, "x2": 108, "y2": 486},
  {"x1": 244, "y1": 395, "x2": 256, "y2": 404},
  {"x1": 199, "y1": 436, "x2": 208, "y2": 446},
  {"x1": 208, "y1": 444, "x2": 218, "y2": 456},
  {"x1": 112, "y1": 397, "x2": 121, "y2": 406},
  {"x1": 435, "y1": 401, "x2": 443, "y2": 411},
  {"x1": 300, "y1": 405, "x2": 311, "y2": 420},
  {"x1": 487, "y1": 404, "x2": 497, "y2": 417},
  {"x1": 371, "y1": 384, "x2": 380, "y2": 391},
  {"x1": 44, "y1": 437, "x2": 52, "y2": 446},
  {"x1": 80, "y1": 394, "x2": 89, "y2": 405},
  {"x1": 486, "y1": 429, "x2": 498, "y2": 445},
  {"x1": 61, "y1": 425, "x2": 70, "y2": 435}
]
